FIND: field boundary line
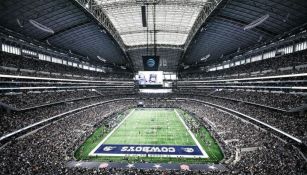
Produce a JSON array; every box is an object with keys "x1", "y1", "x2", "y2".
[
  {"x1": 89, "y1": 109, "x2": 135, "y2": 156},
  {"x1": 174, "y1": 109, "x2": 209, "y2": 158}
]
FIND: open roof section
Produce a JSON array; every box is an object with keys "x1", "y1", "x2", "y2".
[{"x1": 95, "y1": 0, "x2": 209, "y2": 47}]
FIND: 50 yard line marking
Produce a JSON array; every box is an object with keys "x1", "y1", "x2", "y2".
[{"x1": 89, "y1": 109, "x2": 135, "y2": 156}]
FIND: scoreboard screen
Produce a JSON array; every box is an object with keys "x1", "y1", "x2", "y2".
[{"x1": 135, "y1": 71, "x2": 163, "y2": 86}]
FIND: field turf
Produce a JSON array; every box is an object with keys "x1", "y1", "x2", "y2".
[
  {"x1": 75, "y1": 108, "x2": 224, "y2": 164},
  {"x1": 103, "y1": 109, "x2": 195, "y2": 145}
]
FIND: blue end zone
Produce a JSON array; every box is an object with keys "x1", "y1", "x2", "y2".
[{"x1": 93, "y1": 144, "x2": 203, "y2": 156}]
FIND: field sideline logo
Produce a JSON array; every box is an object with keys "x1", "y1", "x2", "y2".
[
  {"x1": 103, "y1": 146, "x2": 117, "y2": 152},
  {"x1": 121, "y1": 146, "x2": 176, "y2": 153},
  {"x1": 93, "y1": 144, "x2": 203, "y2": 156},
  {"x1": 182, "y1": 148, "x2": 194, "y2": 153}
]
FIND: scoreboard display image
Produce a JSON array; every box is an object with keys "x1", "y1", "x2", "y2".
[{"x1": 136, "y1": 71, "x2": 163, "y2": 86}]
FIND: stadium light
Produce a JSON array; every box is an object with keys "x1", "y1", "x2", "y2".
[
  {"x1": 16, "y1": 18, "x2": 23, "y2": 28},
  {"x1": 243, "y1": 14, "x2": 269, "y2": 30},
  {"x1": 97, "y1": 56, "x2": 106, "y2": 62},
  {"x1": 200, "y1": 54, "x2": 210, "y2": 61},
  {"x1": 29, "y1": 19, "x2": 54, "y2": 34}
]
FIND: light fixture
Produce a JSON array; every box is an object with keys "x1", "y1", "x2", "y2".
[
  {"x1": 16, "y1": 18, "x2": 23, "y2": 28},
  {"x1": 200, "y1": 54, "x2": 210, "y2": 61},
  {"x1": 243, "y1": 14, "x2": 269, "y2": 30},
  {"x1": 184, "y1": 65, "x2": 190, "y2": 69},
  {"x1": 29, "y1": 19, "x2": 54, "y2": 34},
  {"x1": 97, "y1": 56, "x2": 106, "y2": 62},
  {"x1": 258, "y1": 35, "x2": 263, "y2": 42}
]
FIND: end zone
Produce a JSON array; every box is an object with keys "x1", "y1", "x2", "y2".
[{"x1": 89, "y1": 144, "x2": 208, "y2": 158}]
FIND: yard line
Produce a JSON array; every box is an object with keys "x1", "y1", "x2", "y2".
[
  {"x1": 89, "y1": 109, "x2": 135, "y2": 156},
  {"x1": 174, "y1": 109, "x2": 209, "y2": 158}
]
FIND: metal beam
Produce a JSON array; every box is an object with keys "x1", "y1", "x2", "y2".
[
  {"x1": 126, "y1": 44, "x2": 183, "y2": 51},
  {"x1": 183, "y1": 0, "x2": 223, "y2": 52},
  {"x1": 96, "y1": 0, "x2": 210, "y2": 9},
  {"x1": 72, "y1": 0, "x2": 136, "y2": 72},
  {"x1": 176, "y1": 0, "x2": 223, "y2": 73},
  {"x1": 73, "y1": 0, "x2": 126, "y2": 51},
  {"x1": 119, "y1": 29, "x2": 189, "y2": 35}
]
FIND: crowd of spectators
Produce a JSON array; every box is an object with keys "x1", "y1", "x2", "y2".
[
  {"x1": 212, "y1": 90, "x2": 306, "y2": 110},
  {"x1": 1, "y1": 49, "x2": 305, "y2": 173},
  {"x1": 200, "y1": 96, "x2": 307, "y2": 140},
  {"x1": 172, "y1": 92, "x2": 307, "y2": 141},
  {"x1": 0, "y1": 52, "x2": 132, "y2": 80},
  {"x1": 0, "y1": 94, "x2": 306, "y2": 174},
  {"x1": 176, "y1": 101, "x2": 306, "y2": 174},
  {"x1": 181, "y1": 50, "x2": 307, "y2": 80},
  {"x1": 0, "y1": 90, "x2": 100, "y2": 109},
  {"x1": 0, "y1": 100, "x2": 134, "y2": 174},
  {"x1": 169, "y1": 87, "x2": 307, "y2": 143},
  {"x1": 0, "y1": 93, "x2": 136, "y2": 136}
]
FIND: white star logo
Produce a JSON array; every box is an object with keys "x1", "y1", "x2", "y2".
[
  {"x1": 208, "y1": 165, "x2": 216, "y2": 170},
  {"x1": 126, "y1": 164, "x2": 134, "y2": 168},
  {"x1": 153, "y1": 164, "x2": 162, "y2": 169}
]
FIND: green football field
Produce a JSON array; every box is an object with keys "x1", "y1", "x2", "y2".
[
  {"x1": 103, "y1": 109, "x2": 195, "y2": 145},
  {"x1": 75, "y1": 108, "x2": 224, "y2": 164}
]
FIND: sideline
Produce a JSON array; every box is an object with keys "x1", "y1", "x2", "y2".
[
  {"x1": 89, "y1": 109, "x2": 136, "y2": 156},
  {"x1": 174, "y1": 109, "x2": 209, "y2": 158}
]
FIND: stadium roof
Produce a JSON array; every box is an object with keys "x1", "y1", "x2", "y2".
[
  {"x1": 95, "y1": 0, "x2": 208, "y2": 46},
  {"x1": 0, "y1": 0, "x2": 129, "y2": 67},
  {"x1": 1, "y1": 0, "x2": 307, "y2": 72},
  {"x1": 183, "y1": 0, "x2": 307, "y2": 65}
]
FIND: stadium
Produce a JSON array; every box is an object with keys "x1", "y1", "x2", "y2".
[{"x1": 0, "y1": 0, "x2": 307, "y2": 174}]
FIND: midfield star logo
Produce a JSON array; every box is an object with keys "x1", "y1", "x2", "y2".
[{"x1": 120, "y1": 146, "x2": 176, "y2": 153}]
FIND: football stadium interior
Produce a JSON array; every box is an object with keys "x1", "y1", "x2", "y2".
[{"x1": 1, "y1": 0, "x2": 307, "y2": 174}]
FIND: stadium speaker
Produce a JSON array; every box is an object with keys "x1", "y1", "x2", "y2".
[
  {"x1": 141, "y1": 6, "x2": 147, "y2": 27},
  {"x1": 143, "y1": 56, "x2": 159, "y2": 71}
]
